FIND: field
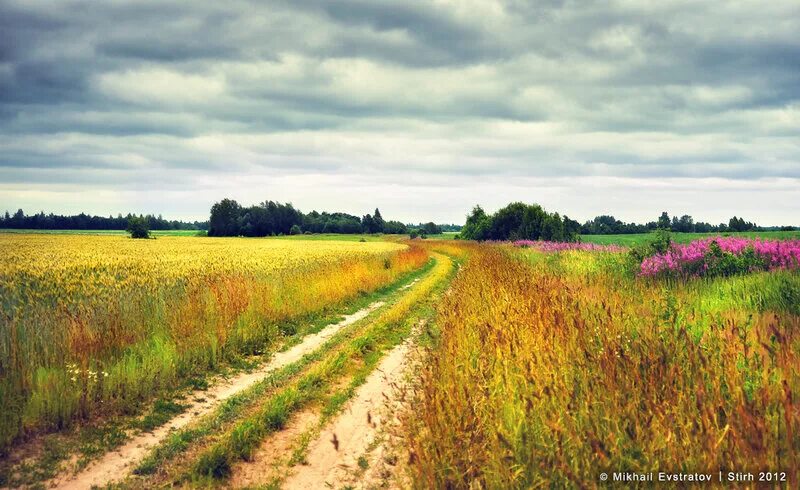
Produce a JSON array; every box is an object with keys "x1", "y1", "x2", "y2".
[
  {"x1": 582, "y1": 230, "x2": 800, "y2": 246},
  {"x1": 0, "y1": 234, "x2": 427, "y2": 453},
  {"x1": 0, "y1": 228, "x2": 203, "y2": 236},
  {"x1": 1, "y1": 233, "x2": 798, "y2": 488},
  {"x1": 404, "y1": 244, "x2": 800, "y2": 487}
]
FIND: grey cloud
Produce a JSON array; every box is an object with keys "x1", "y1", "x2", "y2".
[{"x1": 0, "y1": 0, "x2": 798, "y2": 222}]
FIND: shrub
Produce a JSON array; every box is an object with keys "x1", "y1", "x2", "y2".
[
  {"x1": 126, "y1": 217, "x2": 151, "y2": 239},
  {"x1": 628, "y1": 229, "x2": 671, "y2": 263}
]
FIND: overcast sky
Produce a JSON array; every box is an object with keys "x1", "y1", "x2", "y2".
[{"x1": 1, "y1": 0, "x2": 798, "y2": 225}]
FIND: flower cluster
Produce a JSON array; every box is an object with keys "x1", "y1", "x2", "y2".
[
  {"x1": 640, "y1": 237, "x2": 800, "y2": 277},
  {"x1": 513, "y1": 240, "x2": 626, "y2": 253},
  {"x1": 65, "y1": 362, "x2": 109, "y2": 383}
]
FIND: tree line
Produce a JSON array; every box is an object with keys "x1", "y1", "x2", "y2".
[
  {"x1": 208, "y1": 198, "x2": 426, "y2": 237},
  {"x1": 0, "y1": 209, "x2": 207, "y2": 231},
  {"x1": 580, "y1": 212, "x2": 794, "y2": 234},
  {"x1": 459, "y1": 204, "x2": 798, "y2": 242}
]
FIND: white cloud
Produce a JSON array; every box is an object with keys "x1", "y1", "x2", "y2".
[{"x1": 94, "y1": 68, "x2": 226, "y2": 105}]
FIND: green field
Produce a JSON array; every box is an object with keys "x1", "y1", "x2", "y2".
[{"x1": 581, "y1": 230, "x2": 800, "y2": 246}]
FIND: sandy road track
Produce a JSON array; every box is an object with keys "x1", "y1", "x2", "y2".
[
  {"x1": 47, "y1": 301, "x2": 385, "y2": 489},
  {"x1": 281, "y1": 328, "x2": 419, "y2": 490}
]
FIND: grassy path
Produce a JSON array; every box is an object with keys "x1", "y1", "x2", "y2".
[
  {"x1": 280, "y1": 322, "x2": 422, "y2": 489},
  {"x1": 48, "y1": 302, "x2": 387, "y2": 489},
  {"x1": 88, "y1": 252, "x2": 454, "y2": 488}
]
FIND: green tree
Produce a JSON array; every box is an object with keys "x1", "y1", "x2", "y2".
[
  {"x1": 362, "y1": 214, "x2": 377, "y2": 233},
  {"x1": 422, "y1": 222, "x2": 442, "y2": 235},
  {"x1": 209, "y1": 198, "x2": 242, "y2": 236},
  {"x1": 657, "y1": 211, "x2": 671, "y2": 229},
  {"x1": 126, "y1": 216, "x2": 151, "y2": 239},
  {"x1": 383, "y1": 220, "x2": 408, "y2": 234},
  {"x1": 460, "y1": 205, "x2": 490, "y2": 241},
  {"x1": 373, "y1": 208, "x2": 385, "y2": 233}
]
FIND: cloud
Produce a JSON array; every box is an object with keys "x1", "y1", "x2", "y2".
[
  {"x1": 0, "y1": 0, "x2": 798, "y2": 224},
  {"x1": 94, "y1": 68, "x2": 227, "y2": 105}
]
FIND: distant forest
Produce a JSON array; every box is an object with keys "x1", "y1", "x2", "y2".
[
  {"x1": 459, "y1": 203, "x2": 796, "y2": 242},
  {"x1": 3, "y1": 204, "x2": 792, "y2": 239},
  {"x1": 207, "y1": 198, "x2": 456, "y2": 237},
  {"x1": 580, "y1": 211, "x2": 795, "y2": 234},
  {"x1": 0, "y1": 209, "x2": 207, "y2": 231}
]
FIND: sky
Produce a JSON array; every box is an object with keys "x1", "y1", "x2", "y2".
[{"x1": 1, "y1": 0, "x2": 799, "y2": 225}]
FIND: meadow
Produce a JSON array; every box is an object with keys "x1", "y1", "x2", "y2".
[
  {"x1": 1, "y1": 231, "x2": 798, "y2": 488},
  {"x1": 0, "y1": 234, "x2": 427, "y2": 452},
  {"x1": 404, "y1": 243, "x2": 800, "y2": 487},
  {"x1": 582, "y1": 230, "x2": 800, "y2": 246}
]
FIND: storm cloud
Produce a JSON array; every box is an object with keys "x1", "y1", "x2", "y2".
[{"x1": 1, "y1": 0, "x2": 798, "y2": 224}]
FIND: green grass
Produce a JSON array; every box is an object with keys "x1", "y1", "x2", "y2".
[{"x1": 581, "y1": 230, "x2": 800, "y2": 246}]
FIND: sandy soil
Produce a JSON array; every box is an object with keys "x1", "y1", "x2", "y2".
[
  {"x1": 229, "y1": 409, "x2": 320, "y2": 488},
  {"x1": 46, "y1": 301, "x2": 384, "y2": 490},
  {"x1": 281, "y1": 329, "x2": 418, "y2": 490}
]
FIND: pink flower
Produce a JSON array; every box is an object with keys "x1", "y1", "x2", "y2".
[
  {"x1": 638, "y1": 236, "x2": 800, "y2": 277},
  {"x1": 513, "y1": 240, "x2": 625, "y2": 253}
]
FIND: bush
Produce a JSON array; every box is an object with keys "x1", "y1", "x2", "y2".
[
  {"x1": 289, "y1": 224, "x2": 302, "y2": 235},
  {"x1": 126, "y1": 217, "x2": 151, "y2": 239},
  {"x1": 628, "y1": 229, "x2": 671, "y2": 263}
]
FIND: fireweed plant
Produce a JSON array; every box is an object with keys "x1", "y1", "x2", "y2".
[{"x1": 640, "y1": 237, "x2": 800, "y2": 278}]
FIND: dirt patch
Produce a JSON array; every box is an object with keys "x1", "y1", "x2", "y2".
[
  {"x1": 46, "y1": 302, "x2": 384, "y2": 490},
  {"x1": 282, "y1": 327, "x2": 419, "y2": 490}
]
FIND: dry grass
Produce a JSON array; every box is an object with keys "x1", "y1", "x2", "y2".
[{"x1": 404, "y1": 246, "x2": 799, "y2": 488}]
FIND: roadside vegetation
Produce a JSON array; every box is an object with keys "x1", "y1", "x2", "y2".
[{"x1": 403, "y1": 241, "x2": 799, "y2": 487}]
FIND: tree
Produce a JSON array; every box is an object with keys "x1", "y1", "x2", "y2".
[
  {"x1": 362, "y1": 214, "x2": 379, "y2": 234},
  {"x1": 126, "y1": 216, "x2": 151, "y2": 239},
  {"x1": 563, "y1": 215, "x2": 582, "y2": 241},
  {"x1": 460, "y1": 205, "x2": 490, "y2": 240},
  {"x1": 289, "y1": 224, "x2": 302, "y2": 235},
  {"x1": 728, "y1": 216, "x2": 755, "y2": 232},
  {"x1": 461, "y1": 202, "x2": 573, "y2": 242},
  {"x1": 540, "y1": 212, "x2": 565, "y2": 241},
  {"x1": 209, "y1": 199, "x2": 243, "y2": 236},
  {"x1": 657, "y1": 211, "x2": 671, "y2": 229},
  {"x1": 383, "y1": 220, "x2": 407, "y2": 234},
  {"x1": 421, "y1": 222, "x2": 442, "y2": 235},
  {"x1": 373, "y1": 208, "x2": 385, "y2": 233},
  {"x1": 488, "y1": 202, "x2": 528, "y2": 240},
  {"x1": 676, "y1": 215, "x2": 694, "y2": 233}
]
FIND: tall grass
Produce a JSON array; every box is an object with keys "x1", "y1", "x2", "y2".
[
  {"x1": 191, "y1": 252, "x2": 455, "y2": 481},
  {"x1": 0, "y1": 235, "x2": 428, "y2": 452},
  {"x1": 405, "y1": 246, "x2": 799, "y2": 488}
]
